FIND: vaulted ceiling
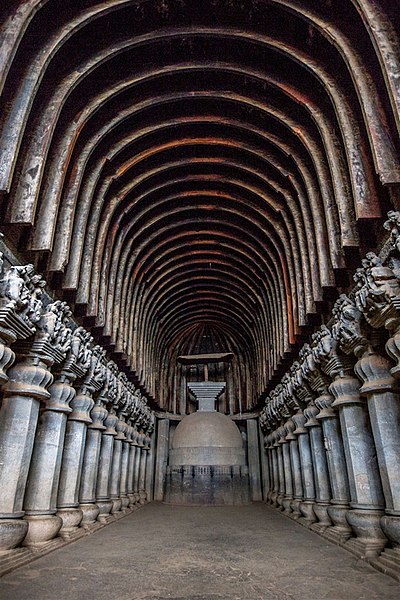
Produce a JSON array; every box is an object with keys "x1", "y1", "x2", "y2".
[{"x1": 0, "y1": 0, "x2": 399, "y2": 411}]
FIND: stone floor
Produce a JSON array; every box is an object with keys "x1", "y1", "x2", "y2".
[{"x1": 0, "y1": 503, "x2": 399, "y2": 600}]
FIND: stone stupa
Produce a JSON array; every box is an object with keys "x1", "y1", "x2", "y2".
[{"x1": 164, "y1": 382, "x2": 250, "y2": 505}]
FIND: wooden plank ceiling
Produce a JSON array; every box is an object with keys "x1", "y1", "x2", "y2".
[{"x1": 0, "y1": 0, "x2": 398, "y2": 412}]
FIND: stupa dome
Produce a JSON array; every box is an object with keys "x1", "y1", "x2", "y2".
[{"x1": 170, "y1": 411, "x2": 245, "y2": 466}]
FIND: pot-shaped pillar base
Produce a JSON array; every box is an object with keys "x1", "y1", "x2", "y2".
[
  {"x1": 22, "y1": 514, "x2": 62, "y2": 547},
  {"x1": 325, "y1": 504, "x2": 352, "y2": 543},
  {"x1": 289, "y1": 499, "x2": 302, "y2": 519},
  {"x1": 128, "y1": 493, "x2": 138, "y2": 509},
  {"x1": 381, "y1": 514, "x2": 400, "y2": 546},
  {"x1": 80, "y1": 503, "x2": 100, "y2": 525},
  {"x1": 345, "y1": 509, "x2": 387, "y2": 559},
  {"x1": 111, "y1": 498, "x2": 122, "y2": 514},
  {"x1": 282, "y1": 497, "x2": 293, "y2": 515},
  {"x1": 120, "y1": 495, "x2": 130, "y2": 512},
  {"x1": 97, "y1": 500, "x2": 113, "y2": 522},
  {"x1": 57, "y1": 507, "x2": 83, "y2": 535},
  {"x1": 0, "y1": 519, "x2": 28, "y2": 551},
  {"x1": 299, "y1": 501, "x2": 316, "y2": 524},
  {"x1": 312, "y1": 503, "x2": 332, "y2": 530},
  {"x1": 270, "y1": 491, "x2": 278, "y2": 507}
]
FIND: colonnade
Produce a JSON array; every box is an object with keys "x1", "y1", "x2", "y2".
[
  {"x1": 0, "y1": 256, "x2": 154, "y2": 564},
  {"x1": 260, "y1": 211, "x2": 400, "y2": 580}
]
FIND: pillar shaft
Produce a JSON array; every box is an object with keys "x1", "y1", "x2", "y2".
[
  {"x1": 110, "y1": 439, "x2": 123, "y2": 513},
  {"x1": 154, "y1": 419, "x2": 169, "y2": 502},
  {"x1": 289, "y1": 438, "x2": 303, "y2": 517},
  {"x1": 276, "y1": 442, "x2": 285, "y2": 509},
  {"x1": 270, "y1": 444, "x2": 279, "y2": 507},
  {"x1": 292, "y1": 411, "x2": 316, "y2": 524},
  {"x1": 138, "y1": 444, "x2": 148, "y2": 504},
  {"x1": 281, "y1": 441, "x2": 293, "y2": 514},
  {"x1": 247, "y1": 419, "x2": 262, "y2": 502},
  {"x1": 314, "y1": 393, "x2": 352, "y2": 540},
  {"x1": 304, "y1": 402, "x2": 332, "y2": 529},
  {"x1": 79, "y1": 402, "x2": 107, "y2": 518},
  {"x1": 119, "y1": 440, "x2": 130, "y2": 511},
  {"x1": 134, "y1": 445, "x2": 142, "y2": 500},
  {"x1": 57, "y1": 390, "x2": 93, "y2": 534},
  {"x1": 127, "y1": 443, "x2": 138, "y2": 507},
  {"x1": 96, "y1": 435, "x2": 115, "y2": 514},
  {"x1": 259, "y1": 428, "x2": 270, "y2": 502},
  {"x1": 145, "y1": 435, "x2": 155, "y2": 502}
]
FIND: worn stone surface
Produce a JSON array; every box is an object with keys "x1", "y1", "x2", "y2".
[{"x1": 0, "y1": 503, "x2": 399, "y2": 600}]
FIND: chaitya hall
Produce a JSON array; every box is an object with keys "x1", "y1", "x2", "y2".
[{"x1": 0, "y1": 1, "x2": 400, "y2": 598}]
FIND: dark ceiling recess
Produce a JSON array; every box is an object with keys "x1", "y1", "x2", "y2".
[{"x1": 0, "y1": 0, "x2": 399, "y2": 412}]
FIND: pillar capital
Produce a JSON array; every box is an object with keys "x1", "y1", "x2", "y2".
[
  {"x1": 303, "y1": 402, "x2": 320, "y2": 428},
  {"x1": 292, "y1": 410, "x2": 307, "y2": 435},
  {"x1": 314, "y1": 392, "x2": 336, "y2": 419},
  {"x1": 331, "y1": 294, "x2": 370, "y2": 359},
  {"x1": 355, "y1": 350, "x2": 397, "y2": 396},
  {"x1": 330, "y1": 374, "x2": 364, "y2": 408}
]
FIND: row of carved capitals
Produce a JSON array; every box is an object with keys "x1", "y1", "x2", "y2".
[
  {"x1": 0, "y1": 255, "x2": 154, "y2": 431},
  {"x1": 260, "y1": 212, "x2": 400, "y2": 432}
]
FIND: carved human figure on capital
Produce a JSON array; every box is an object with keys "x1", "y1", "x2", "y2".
[
  {"x1": 38, "y1": 301, "x2": 72, "y2": 354},
  {"x1": 0, "y1": 263, "x2": 46, "y2": 328},
  {"x1": 384, "y1": 210, "x2": 400, "y2": 254},
  {"x1": 331, "y1": 294, "x2": 370, "y2": 358},
  {"x1": 298, "y1": 344, "x2": 317, "y2": 381},
  {"x1": 70, "y1": 327, "x2": 93, "y2": 371},
  {"x1": 353, "y1": 253, "x2": 400, "y2": 326}
]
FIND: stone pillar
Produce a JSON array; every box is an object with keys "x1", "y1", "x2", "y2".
[
  {"x1": 119, "y1": 420, "x2": 131, "y2": 513},
  {"x1": 94, "y1": 361, "x2": 119, "y2": 521},
  {"x1": 56, "y1": 394, "x2": 91, "y2": 535},
  {"x1": 346, "y1": 242, "x2": 400, "y2": 565},
  {"x1": 57, "y1": 346, "x2": 105, "y2": 536},
  {"x1": 110, "y1": 415, "x2": 124, "y2": 515},
  {"x1": 355, "y1": 348, "x2": 400, "y2": 548},
  {"x1": 133, "y1": 435, "x2": 142, "y2": 504},
  {"x1": 303, "y1": 401, "x2": 332, "y2": 530},
  {"x1": 275, "y1": 426, "x2": 285, "y2": 510},
  {"x1": 314, "y1": 391, "x2": 352, "y2": 542},
  {"x1": 22, "y1": 325, "x2": 91, "y2": 547},
  {"x1": 269, "y1": 432, "x2": 279, "y2": 507},
  {"x1": 138, "y1": 433, "x2": 148, "y2": 504},
  {"x1": 154, "y1": 418, "x2": 170, "y2": 501},
  {"x1": 280, "y1": 421, "x2": 293, "y2": 515},
  {"x1": 127, "y1": 427, "x2": 138, "y2": 508},
  {"x1": 0, "y1": 349, "x2": 54, "y2": 550},
  {"x1": 0, "y1": 298, "x2": 73, "y2": 553},
  {"x1": 96, "y1": 410, "x2": 118, "y2": 522},
  {"x1": 79, "y1": 398, "x2": 108, "y2": 526},
  {"x1": 259, "y1": 428, "x2": 271, "y2": 502},
  {"x1": 330, "y1": 369, "x2": 387, "y2": 557},
  {"x1": 145, "y1": 432, "x2": 156, "y2": 502},
  {"x1": 285, "y1": 418, "x2": 303, "y2": 518},
  {"x1": 330, "y1": 295, "x2": 388, "y2": 558},
  {"x1": 246, "y1": 418, "x2": 262, "y2": 502},
  {"x1": 292, "y1": 410, "x2": 316, "y2": 524}
]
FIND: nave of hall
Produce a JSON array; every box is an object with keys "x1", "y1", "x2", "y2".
[{"x1": 0, "y1": 1, "x2": 400, "y2": 598}]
